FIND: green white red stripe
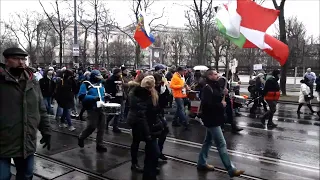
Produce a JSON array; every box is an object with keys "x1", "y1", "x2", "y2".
[{"x1": 215, "y1": 0, "x2": 289, "y2": 66}]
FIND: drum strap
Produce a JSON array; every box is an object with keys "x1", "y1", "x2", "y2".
[{"x1": 82, "y1": 81, "x2": 103, "y2": 101}]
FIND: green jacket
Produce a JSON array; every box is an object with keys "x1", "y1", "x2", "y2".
[{"x1": 0, "y1": 63, "x2": 51, "y2": 158}]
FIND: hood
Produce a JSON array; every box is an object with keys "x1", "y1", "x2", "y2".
[
  {"x1": 132, "y1": 86, "x2": 151, "y2": 101},
  {"x1": 128, "y1": 80, "x2": 140, "y2": 87}
]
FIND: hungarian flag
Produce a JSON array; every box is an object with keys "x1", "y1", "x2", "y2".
[
  {"x1": 215, "y1": 0, "x2": 289, "y2": 66},
  {"x1": 134, "y1": 11, "x2": 155, "y2": 49}
]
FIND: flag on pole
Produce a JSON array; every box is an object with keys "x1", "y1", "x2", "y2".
[
  {"x1": 214, "y1": 0, "x2": 289, "y2": 66},
  {"x1": 134, "y1": 11, "x2": 155, "y2": 49}
]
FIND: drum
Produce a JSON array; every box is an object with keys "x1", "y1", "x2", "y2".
[
  {"x1": 102, "y1": 103, "x2": 121, "y2": 115},
  {"x1": 187, "y1": 90, "x2": 200, "y2": 101},
  {"x1": 233, "y1": 95, "x2": 246, "y2": 105}
]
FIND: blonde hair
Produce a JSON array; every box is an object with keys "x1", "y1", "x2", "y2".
[{"x1": 141, "y1": 75, "x2": 158, "y2": 106}]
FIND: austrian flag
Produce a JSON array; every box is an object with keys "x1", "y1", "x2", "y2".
[{"x1": 215, "y1": 0, "x2": 289, "y2": 66}]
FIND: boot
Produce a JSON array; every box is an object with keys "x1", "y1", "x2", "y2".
[
  {"x1": 78, "y1": 137, "x2": 84, "y2": 148},
  {"x1": 96, "y1": 145, "x2": 108, "y2": 152},
  {"x1": 230, "y1": 170, "x2": 245, "y2": 177},
  {"x1": 131, "y1": 164, "x2": 143, "y2": 173}
]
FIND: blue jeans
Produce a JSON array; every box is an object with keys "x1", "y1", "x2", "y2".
[
  {"x1": 173, "y1": 98, "x2": 188, "y2": 125},
  {"x1": 43, "y1": 97, "x2": 53, "y2": 114},
  {"x1": 61, "y1": 108, "x2": 72, "y2": 126},
  {"x1": 0, "y1": 154, "x2": 34, "y2": 180},
  {"x1": 55, "y1": 105, "x2": 63, "y2": 119},
  {"x1": 197, "y1": 126, "x2": 236, "y2": 176}
]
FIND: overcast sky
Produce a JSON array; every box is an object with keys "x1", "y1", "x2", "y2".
[{"x1": 0, "y1": 0, "x2": 319, "y2": 37}]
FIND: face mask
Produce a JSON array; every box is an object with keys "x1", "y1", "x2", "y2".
[{"x1": 9, "y1": 67, "x2": 25, "y2": 77}]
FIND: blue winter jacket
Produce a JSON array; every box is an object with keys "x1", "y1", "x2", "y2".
[{"x1": 78, "y1": 81, "x2": 105, "y2": 110}]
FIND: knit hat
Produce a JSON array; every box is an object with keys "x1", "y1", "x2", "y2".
[{"x1": 141, "y1": 75, "x2": 155, "y2": 89}]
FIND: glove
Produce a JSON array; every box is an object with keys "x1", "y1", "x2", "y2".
[
  {"x1": 40, "y1": 134, "x2": 51, "y2": 150},
  {"x1": 94, "y1": 96, "x2": 100, "y2": 101}
]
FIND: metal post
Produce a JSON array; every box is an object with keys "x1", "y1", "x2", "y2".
[
  {"x1": 73, "y1": 0, "x2": 78, "y2": 63},
  {"x1": 294, "y1": 66, "x2": 297, "y2": 89}
]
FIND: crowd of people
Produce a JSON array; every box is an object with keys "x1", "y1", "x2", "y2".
[{"x1": 1, "y1": 47, "x2": 319, "y2": 180}]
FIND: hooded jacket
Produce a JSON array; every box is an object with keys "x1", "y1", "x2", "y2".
[
  {"x1": 0, "y1": 63, "x2": 51, "y2": 158},
  {"x1": 170, "y1": 72, "x2": 187, "y2": 98},
  {"x1": 200, "y1": 79, "x2": 225, "y2": 127}
]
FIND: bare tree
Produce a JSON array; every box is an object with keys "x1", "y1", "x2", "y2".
[
  {"x1": 114, "y1": 0, "x2": 166, "y2": 68},
  {"x1": 207, "y1": 26, "x2": 228, "y2": 70},
  {"x1": 71, "y1": 0, "x2": 96, "y2": 64},
  {"x1": 170, "y1": 31, "x2": 185, "y2": 66},
  {"x1": 99, "y1": 6, "x2": 115, "y2": 67},
  {"x1": 88, "y1": 0, "x2": 102, "y2": 66},
  {"x1": 108, "y1": 36, "x2": 135, "y2": 66},
  {"x1": 39, "y1": 0, "x2": 72, "y2": 67},
  {"x1": 279, "y1": 16, "x2": 309, "y2": 70},
  {"x1": 0, "y1": 22, "x2": 19, "y2": 63},
  {"x1": 37, "y1": 21, "x2": 57, "y2": 64},
  {"x1": 272, "y1": 0, "x2": 287, "y2": 95},
  {"x1": 185, "y1": 0, "x2": 213, "y2": 65},
  {"x1": 5, "y1": 11, "x2": 43, "y2": 65}
]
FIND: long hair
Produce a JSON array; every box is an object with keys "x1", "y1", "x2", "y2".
[{"x1": 141, "y1": 75, "x2": 158, "y2": 106}]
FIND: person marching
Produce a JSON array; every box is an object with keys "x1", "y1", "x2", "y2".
[{"x1": 78, "y1": 70, "x2": 108, "y2": 152}]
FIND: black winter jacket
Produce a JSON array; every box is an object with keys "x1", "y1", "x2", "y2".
[
  {"x1": 127, "y1": 86, "x2": 163, "y2": 140},
  {"x1": 39, "y1": 76, "x2": 55, "y2": 97},
  {"x1": 201, "y1": 79, "x2": 225, "y2": 127}
]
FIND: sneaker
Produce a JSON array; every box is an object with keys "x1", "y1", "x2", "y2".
[
  {"x1": 68, "y1": 126, "x2": 76, "y2": 131},
  {"x1": 59, "y1": 123, "x2": 68, "y2": 128},
  {"x1": 96, "y1": 145, "x2": 108, "y2": 152},
  {"x1": 230, "y1": 170, "x2": 245, "y2": 177},
  {"x1": 131, "y1": 164, "x2": 143, "y2": 173},
  {"x1": 78, "y1": 137, "x2": 84, "y2": 148},
  {"x1": 197, "y1": 164, "x2": 215, "y2": 171}
]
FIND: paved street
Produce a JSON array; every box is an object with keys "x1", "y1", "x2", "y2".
[{"x1": 10, "y1": 102, "x2": 319, "y2": 180}]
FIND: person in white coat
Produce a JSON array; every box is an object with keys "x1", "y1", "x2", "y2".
[{"x1": 297, "y1": 80, "x2": 315, "y2": 114}]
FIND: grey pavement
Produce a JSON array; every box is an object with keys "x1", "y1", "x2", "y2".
[{"x1": 18, "y1": 102, "x2": 320, "y2": 180}]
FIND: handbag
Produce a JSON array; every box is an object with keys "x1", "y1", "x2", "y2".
[{"x1": 304, "y1": 94, "x2": 314, "y2": 101}]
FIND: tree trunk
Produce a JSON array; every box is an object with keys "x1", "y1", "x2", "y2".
[
  {"x1": 278, "y1": 6, "x2": 287, "y2": 95},
  {"x1": 83, "y1": 30, "x2": 88, "y2": 64},
  {"x1": 36, "y1": 24, "x2": 40, "y2": 65},
  {"x1": 59, "y1": 33, "x2": 63, "y2": 67},
  {"x1": 199, "y1": 23, "x2": 204, "y2": 65},
  {"x1": 214, "y1": 57, "x2": 219, "y2": 70},
  {"x1": 94, "y1": 3, "x2": 99, "y2": 66}
]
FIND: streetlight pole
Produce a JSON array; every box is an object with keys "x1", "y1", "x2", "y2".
[{"x1": 73, "y1": 0, "x2": 78, "y2": 64}]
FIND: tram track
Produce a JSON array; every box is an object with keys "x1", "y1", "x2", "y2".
[{"x1": 48, "y1": 127, "x2": 266, "y2": 180}]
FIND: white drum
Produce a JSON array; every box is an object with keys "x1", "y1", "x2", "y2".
[
  {"x1": 233, "y1": 95, "x2": 246, "y2": 104},
  {"x1": 98, "y1": 102, "x2": 121, "y2": 115}
]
